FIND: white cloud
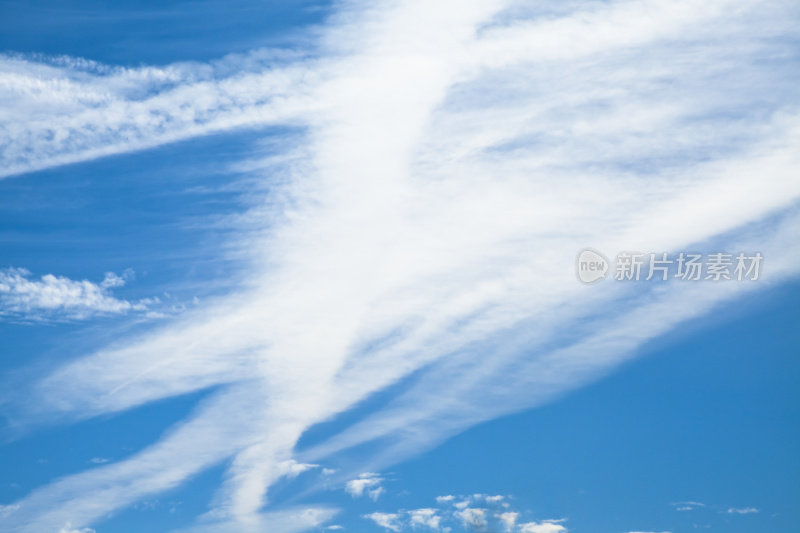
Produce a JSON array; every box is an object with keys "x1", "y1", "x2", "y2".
[
  {"x1": 498, "y1": 511, "x2": 518, "y2": 530},
  {"x1": 354, "y1": 493, "x2": 562, "y2": 533},
  {"x1": 345, "y1": 473, "x2": 385, "y2": 500},
  {"x1": 99, "y1": 270, "x2": 132, "y2": 289},
  {"x1": 0, "y1": 51, "x2": 315, "y2": 178},
  {"x1": 364, "y1": 512, "x2": 401, "y2": 532},
  {"x1": 277, "y1": 460, "x2": 319, "y2": 479},
  {"x1": 455, "y1": 508, "x2": 487, "y2": 529},
  {"x1": 672, "y1": 501, "x2": 705, "y2": 511},
  {"x1": 727, "y1": 507, "x2": 759, "y2": 514},
  {"x1": 519, "y1": 520, "x2": 567, "y2": 533},
  {"x1": 408, "y1": 508, "x2": 441, "y2": 530},
  {"x1": 2, "y1": 0, "x2": 800, "y2": 532},
  {"x1": 0, "y1": 267, "x2": 150, "y2": 320}
]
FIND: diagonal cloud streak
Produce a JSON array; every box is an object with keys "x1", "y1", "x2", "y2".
[{"x1": 0, "y1": 50, "x2": 318, "y2": 178}]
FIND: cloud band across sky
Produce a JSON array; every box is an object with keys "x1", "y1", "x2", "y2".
[{"x1": 1, "y1": 0, "x2": 799, "y2": 532}]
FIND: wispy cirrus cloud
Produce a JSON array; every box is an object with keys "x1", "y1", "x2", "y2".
[
  {"x1": 672, "y1": 501, "x2": 705, "y2": 512},
  {"x1": 0, "y1": 505, "x2": 20, "y2": 519},
  {"x1": 672, "y1": 500, "x2": 760, "y2": 515},
  {"x1": 727, "y1": 507, "x2": 759, "y2": 515},
  {"x1": 174, "y1": 507, "x2": 337, "y2": 533},
  {"x1": 1, "y1": 0, "x2": 799, "y2": 532},
  {"x1": 0, "y1": 50, "x2": 317, "y2": 178},
  {"x1": 57, "y1": 525, "x2": 95, "y2": 533}
]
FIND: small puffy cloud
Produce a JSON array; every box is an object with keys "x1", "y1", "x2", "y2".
[
  {"x1": 519, "y1": 519, "x2": 567, "y2": 533},
  {"x1": 446, "y1": 493, "x2": 510, "y2": 510},
  {"x1": 455, "y1": 507, "x2": 487, "y2": 529},
  {"x1": 322, "y1": 468, "x2": 337, "y2": 476},
  {"x1": 361, "y1": 492, "x2": 565, "y2": 533},
  {"x1": 727, "y1": 507, "x2": 759, "y2": 514},
  {"x1": 346, "y1": 472, "x2": 385, "y2": 500},
  {"x1": 364, "y1": 512, "x2": 401, "y2": 532},
  {"x1": 0, "y1": 267, "x2": 149, "y2": 320},
  {"x1": 89, "y1": 457, "x2": 109, "y2": 464},
  {"x1": 498, "y1": 511, "x2": 518, "y2": 530},
  {"x1": 100, "y1": 269, "x2": 133, "y2": 288},
  {"x1": 409, "y1": 508, "x2": 441, "y2": 530},
  {"x1": 326, "y1": 526, "x2": 344, "y2": 530}
]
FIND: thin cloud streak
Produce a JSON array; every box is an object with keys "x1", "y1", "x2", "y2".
[{"x1": 0, "y1": 51, "x2": 319, "y2": 178}]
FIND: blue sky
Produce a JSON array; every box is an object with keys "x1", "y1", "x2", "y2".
[{"x1": 0, "y1": 1, "x2": 799, "y2": 533}]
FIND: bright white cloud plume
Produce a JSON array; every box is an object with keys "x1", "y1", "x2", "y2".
[{"x1": 2, "y1": 0, "x2": 800, "y2": 532}]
